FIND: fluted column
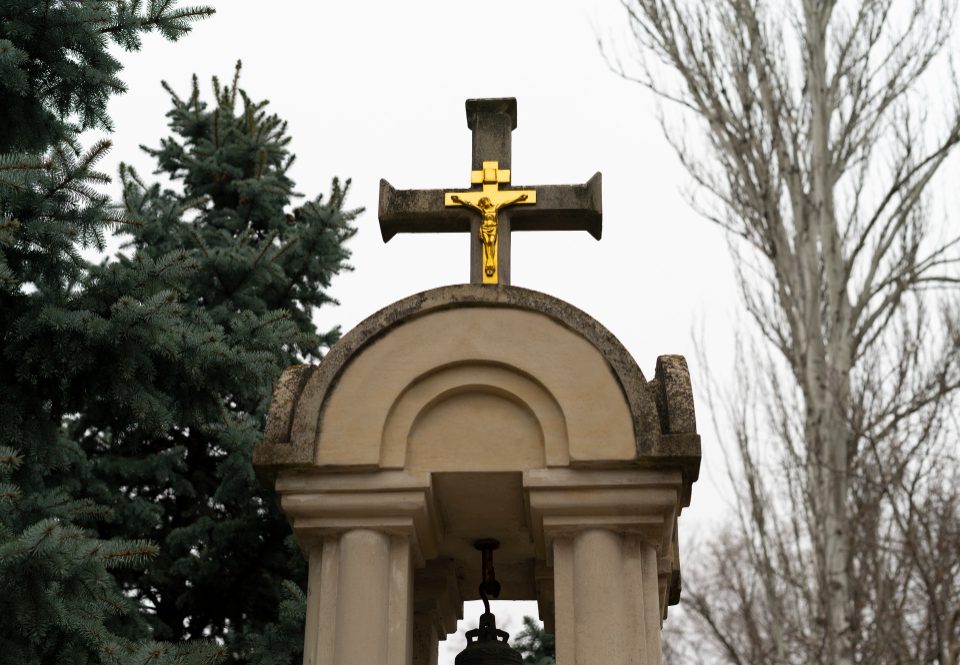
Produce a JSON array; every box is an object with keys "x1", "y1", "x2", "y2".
[
  {"x1": 552, "y1": 530, "x2": 659, "y2": 665},
  {"x1": 525, "y1": 468, "x2": 683, "y2": 665},
  {"x1": 275, "y1": 471, "x2": 441, "y2": 665},
  {"x1": 302, "y1": 530, "x2": 413, "y2": 665}
]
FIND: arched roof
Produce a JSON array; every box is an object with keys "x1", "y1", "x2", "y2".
[{"x1": 255, "y1": 284, "x2": 699, "y2": 501}]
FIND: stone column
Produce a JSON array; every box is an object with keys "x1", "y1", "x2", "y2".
[
  {"x1": 412, "y1": 615, "x2": 439, "y2": 665},
  {"x1": 641, "y1": 543, "x2": 663, "y2": 663},
  {"x1": 552, "y1": 531, "x2": 661, "y2": 665},
  {"x1": 411, "y1": 559, "x2": 462, "y2": 665},
  {"x1": 525, "y1": 469, "x2": 683, "y2": 665},
  {"x1": 275, "y1": 471, "x2": 441, "y2": 665},
  {"x1": 302, "y1": 530, "x2": 413, "y2": 665}
]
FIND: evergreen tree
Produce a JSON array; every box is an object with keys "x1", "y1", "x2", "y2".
[
  {"x1": 236, "y1": 582, "x2": 307, "y2": 665},
  {"x1": 0, "y1": 1, "x2": 221, "y2": 662},
  {"x1": 76, "y1": 64, "x2": 358, "y2": 661},
  {"x1": 1, "y1": 0, "x2": 212, "y2": 154},
  {"x1": 511, "y1": 617, "x2": 555, "y2": 665}
]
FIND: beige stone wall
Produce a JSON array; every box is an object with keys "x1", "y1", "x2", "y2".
[{"x1": 315, "y1": 307, "x2": 635, "y2": 470}]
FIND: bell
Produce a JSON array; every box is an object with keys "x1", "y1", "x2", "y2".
[
  {"x1": 455, "y1": 611, "x2": 522, "y2": 665},
  {"x1": 455, "y1": 539, "x2": 523, "y2": 665}
]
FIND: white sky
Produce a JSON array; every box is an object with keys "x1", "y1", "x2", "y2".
[{"x1": 101, "y1": 1, "x2": 743, "y2": 661}]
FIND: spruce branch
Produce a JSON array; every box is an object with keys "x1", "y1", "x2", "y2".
[
  {"x1": 0, "y1": 445, "x2": 24, "y2": 470},
  {"x1": 252, "y1": 231, "x2": 278, "y2": 267},
  {"x1": 269, "y1": 239, "x2": 297, "y2": 263},
  {"x1": 229, "y1": 60, "x2": 241, "y2": 109},
  {"x1": 0, "y1": 482, "x2": 21, "y2": 502},
  {"x1": 98, "y1": 540, "x2": 160, "y2": 568},
  {"x1": 98, "y1": 3, "x2": 214, "y2": 40}
]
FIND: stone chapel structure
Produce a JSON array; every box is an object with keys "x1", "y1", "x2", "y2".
[{"x1": 253, "y1": 99, "x2": 700, "y2": 665}]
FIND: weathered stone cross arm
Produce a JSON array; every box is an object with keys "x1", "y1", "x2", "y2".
[
  {"x1": 378, "y1": 97, "x2": 602, "y2": 285},
  {"x1": 378, "y1": 174, "x2": 603, "y2": 241}
]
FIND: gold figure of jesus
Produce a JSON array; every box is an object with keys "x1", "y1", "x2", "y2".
[
  {"x1": 450, "y1": 193, "x2": 529, "y2": 279},
  {"x1": 445, "y1": 160, "x2": 536, "y2": 284}
]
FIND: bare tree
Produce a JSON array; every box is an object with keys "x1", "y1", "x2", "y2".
[{"x1": 609, "y1": 1, "x2": 960, "y2": 663}]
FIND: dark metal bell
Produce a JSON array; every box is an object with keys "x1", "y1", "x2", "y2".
[{"x1": 454, "y1": 611, "x2": 523, "y2": 665}]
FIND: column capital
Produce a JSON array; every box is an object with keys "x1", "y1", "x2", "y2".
[
  {"x1": 277, "y1": 469, "x2": 442, "y2": 565},
  {"x1": 524, "y1": 468, "x2": 685, "y2": 627},
  {"x1": 524, "y1": 468, "x2": 683, "y2": 560}
]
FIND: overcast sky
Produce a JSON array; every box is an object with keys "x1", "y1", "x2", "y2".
[{"x1": 101, "y1": 1, "x2": 742, "y2": 660}]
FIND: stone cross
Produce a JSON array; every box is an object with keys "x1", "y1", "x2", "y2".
[{"x1": 378, "y1": 98, "x2": 602, "y2": 285}]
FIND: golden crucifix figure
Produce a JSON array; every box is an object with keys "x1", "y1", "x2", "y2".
[
  {"x1": 450, "y1": 193, "x2": 529, "y2": 280},
  {"x1": 445, "y1": 160, "x2": 536, "y2": 284}
]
